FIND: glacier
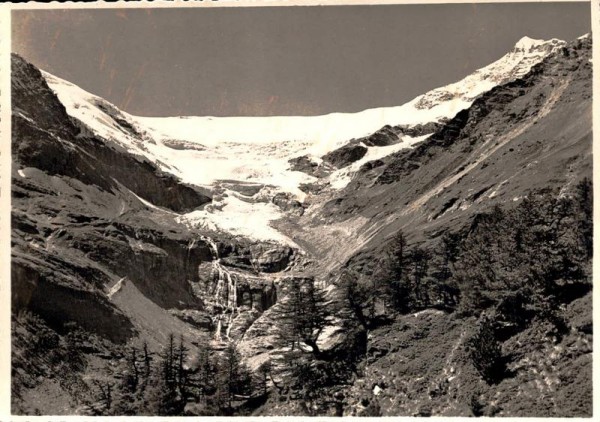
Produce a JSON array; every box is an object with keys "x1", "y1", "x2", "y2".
[{"x1": 40, "y1": 36, "x2": 565, "y2": 244}]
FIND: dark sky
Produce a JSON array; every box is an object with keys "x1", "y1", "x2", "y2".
[{"x1": 12, "y1": 3, "x2": 591, "y2": 117}]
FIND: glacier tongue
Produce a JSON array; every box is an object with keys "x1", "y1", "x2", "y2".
[{"x1": 177, "y1": 188, "x2": 300, "y2": 247}]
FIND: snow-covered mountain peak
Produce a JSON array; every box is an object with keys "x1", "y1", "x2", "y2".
[
  {"x1": 514, "y1": 36, "x2": 545, "y2": 51},
  {"x1": 515, "y1": 35, "x2": 542, "y2": 48},
  {"x1": 512, "y1": 36, "x2": 564, "y2": 53},
  {"x1": 411, "y1": 36, "x2": 565, "y2": 112}
]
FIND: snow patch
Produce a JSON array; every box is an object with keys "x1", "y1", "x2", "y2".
[{"x1": 107, "y1": 277, "x2": 127, "y2": 299}]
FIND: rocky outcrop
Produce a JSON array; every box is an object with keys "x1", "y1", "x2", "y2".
[
  {"x1": 11, "y1": 260, "x2": 135, "y2": 344},
  {"x1": 214, "y1": 241, "x2": 295, "y2": 274},
  {"x1": 322, "y1": 144, "x2": 368, "y2": 169},
  {"x1": 169, "y1": 309, "x2": 214, "y2": 330},
  {"x1": 66, "y1": 223, "x2": 213, "y2": 309},
  {"x1": 250, "y1": 245, "x2": 295, "y2": 273},
  {"x1": 393, "y1": 121, "x2": 445, "y2": 137},
  {"x1": 11, "y1": 201, "x2": 214, "y2": 333},
  {"x1": 288, "y1": 155, "x2": 335, "y2": 178},
  {"x1": 359, "y1": 125, "x2": 400, "y2": 147},
  {"x1": 196, "y1": 263, "x2": 278, "y2": 312},
  {"x1": 288, "y1": 155, "x2": 320, "y2": 175}
]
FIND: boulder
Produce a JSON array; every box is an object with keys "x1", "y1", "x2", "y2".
[
  {"x1": 272, "y1": 192, "x2": 305, "y2": 216},
  {"x1": 288, "y1": 155, "x2": 319, "y2": 175}
]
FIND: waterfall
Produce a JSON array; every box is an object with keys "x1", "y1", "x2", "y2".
[
  {"x1": 214, "y1": 316, "x2": 222, "y2": 341},
  {"x1": 214, "y1": 267, "x2": 225, "y2": 302},
  {"x1": 225, "y1": 272, "x2": 237, "y2": 339},
  {"x1": 200, "y1": 235, "x2": 239, "y2": 343},
  {"x1": 200, "y1": 235, "x2": 219, "y2": 258},
  {"x1": 226, "y1": 271, "x2": 236, "y2": 308}
]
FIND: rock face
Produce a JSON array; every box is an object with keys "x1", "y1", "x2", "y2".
[
  {"x1": 196, "y1": 262, "x2": 278, "y2": 313},
  {"x1": 288, "y1": 155, "x2": 320, "y2": 175},
  {"x1": 272, "y1": 192, "x2": 305, "y2": 216},
  {"x1": 360, "y1": 125, "x2": 400, "y2": 146},
  {"x1": 237, "y1": 278, "x2": 278, "y2": 312},
  {"x1": 250, "y1": 245, "x2": 295, "y2": 273},
  {"x1": 288, "y1": 155, "x2": 334, "y2": 178},
  {"x1": 393, "y1": 121, "x2": 444, "y2": 137},
  {"x1": 10, "y1": 54, "x2": 218, "y2": 344},
  {"x1": 209, "y1": 240, "x2": 294, "y2": 274},
  {"x1": 11, "y1": 259, "x2": 135, "y2": 344}
]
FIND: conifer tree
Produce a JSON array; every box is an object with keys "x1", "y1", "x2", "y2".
[
  {"x1": 276, "y1": 278, "x2": 333, "y2": 357},
  {"x1": 468, "y1": 316, "x2": 505, "y2": 384}
]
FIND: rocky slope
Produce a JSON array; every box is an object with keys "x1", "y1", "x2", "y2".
[
  {"x1": 344, "y1": 293, "x2": 591, "y2": 417},
  {"x1": 329, "y1": 35, "x2": 592, "y2": 418},
  {"x1": 10, "y1": 35, "x2": 592, "y2": 416},
  {"x1": 293, "y1": 35, "x2": 592, "y2": 275}
]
